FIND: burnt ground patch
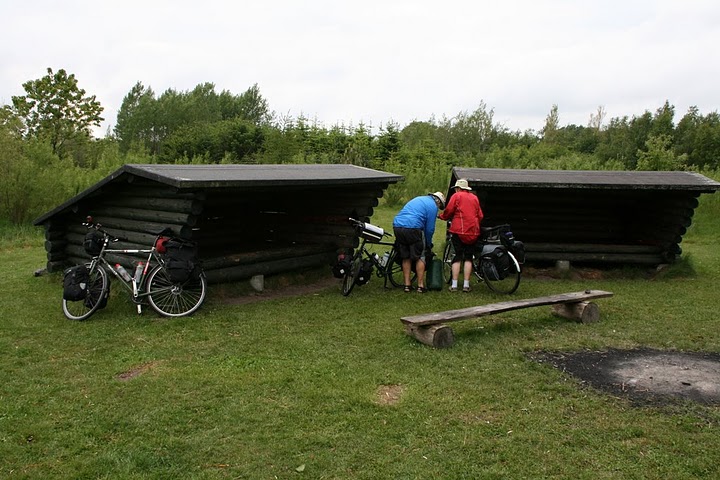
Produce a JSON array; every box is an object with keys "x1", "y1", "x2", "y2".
[{"x1": 529, "y1": 348, "x2": 720, "y2": 407}]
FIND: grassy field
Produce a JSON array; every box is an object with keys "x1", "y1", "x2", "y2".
[{"x1": 1, "y1": 194, "x2": 719, "y2": 479}]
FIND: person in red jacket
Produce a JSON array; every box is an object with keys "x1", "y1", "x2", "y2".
[{"x1": 439, "y1": 178, "x2": 484, "y2": 292}]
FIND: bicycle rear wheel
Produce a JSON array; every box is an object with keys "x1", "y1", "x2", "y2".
[
  {"x1": 62, "y1": 264, "x2": 108, "y2": 321},
  {"x1": 342, "y1": 250, "x2": 362, "y2": 296},
  {"x1": 442, "y1": 241, "x2": 455, "y2": 284},
  {"x1": 387, "y1": 250, "x2": 416, "y2": 288},
  {"x1": 479, "y1": 251, "x2": 521, "y2": 294},
  {"x1": 146, "y1": 265, "x2": 207, "y2": 317}
]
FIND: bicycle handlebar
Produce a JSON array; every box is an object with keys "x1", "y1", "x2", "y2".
[
  {"x1": 83, "y1": 216, "x2": 126, "y2": 243},
  {"x1": 348, "y1": 218, "x2": 393, "y2": 237}
]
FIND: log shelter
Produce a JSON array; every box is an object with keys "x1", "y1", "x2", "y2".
[
  {"x1": 34, "y1": 164, "x2": 402, "y2": 283},
  {"x1": 448, "y1": 168, "x2": 720, "y2": 266}
]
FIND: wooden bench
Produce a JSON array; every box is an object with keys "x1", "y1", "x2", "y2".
[{"x1": 401, "y1": 290, "x2": 614, "y2": 348}]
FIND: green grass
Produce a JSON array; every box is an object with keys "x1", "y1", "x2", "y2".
[{"x1": 2, "y1": 203, "x2": 719, "y2": 479}]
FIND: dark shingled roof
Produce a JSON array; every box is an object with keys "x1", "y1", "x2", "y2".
[
  {"x1": 124, "y1": 164, "x2": 401, "y2": 188},
  {"x1": 34, "y1": 164, "x2": 402, "y2": 225},
  {"x1": 453, "y1": 168, "x2": 720, "y2": 192}
]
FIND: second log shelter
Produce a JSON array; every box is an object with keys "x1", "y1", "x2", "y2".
[{"x1": 448, "y1": 167, "x2": 720, "y2": 266}]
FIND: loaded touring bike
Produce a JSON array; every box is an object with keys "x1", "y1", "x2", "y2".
[
  {"x1": 337, "y1": 218, "x2": 412, "y2": 296},
  {"x1": 62, "y1": 217, "x2": 207, "y2": 320},
  {"x1": 442, "y1": 223, "x2": 524, "y2": 294}
]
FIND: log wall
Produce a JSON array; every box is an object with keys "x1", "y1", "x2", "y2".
[
  {"x1": 476, "y1": 187, "x2": 699, "y2": 265},
  {"x1": 41, "y1": 176, "x2": 388, "y2": 283}
]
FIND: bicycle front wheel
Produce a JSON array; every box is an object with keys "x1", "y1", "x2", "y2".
[
  {"x1": 62, "y1": 264, "x2": 108, "y2": 321},
  {"x1": 480, "y1": 251, "x2": 521, "y2": 294},
  {"x1": 342, "y1": 251, "x2": 362, "y2": 296},
  {"x1": 146, "y1": 265, "x2": 207, "y2": 317}
]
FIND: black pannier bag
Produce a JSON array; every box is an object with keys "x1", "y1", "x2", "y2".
[
  {"x1": 63, "y1": 265, "x2": 90, "y2": 301},
  {"x1": 509, "y1": 240, "x2": 525, "y2": 264},
  {"x1": 355, "y1": 259, "x2": 374, "y2": 285},
  {"x1": 481, "y1": 246, "x2": 511, "y2": 281},
  {"x1": 332, "y1": 251, "x2": 352, "y2": 279},
  {"x1": 83, "y1": 230, "x2": 104, "y2": 256},
  {"x1": 499, "y1": 228, "x2": 525, "y2": 264},
  {"x1": 163, "y1": 238, "x2": 199, "y2": 283}
]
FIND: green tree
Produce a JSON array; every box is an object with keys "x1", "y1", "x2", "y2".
[
  {"x1": 636, "y1": 134, "x2": 686, "y2": 171},
  {"x1": 541, "y1": 104, "x2": 560, "y2": 142},
  {"x1": 11, "y1": 68, "x2": 103, "y2": 158},
  {"x1": 114, "y1": 81, "x2": 158, "y2": 154}
]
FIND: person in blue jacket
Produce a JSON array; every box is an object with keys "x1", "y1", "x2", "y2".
[{"x1": 393, "y1": 191, "x2": 446, "y2": 292}]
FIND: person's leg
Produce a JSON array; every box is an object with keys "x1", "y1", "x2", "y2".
[
  {"x1": 450, "y1": 261, "x2": 461, "y2": 289},
  {"x1": 462, "y1": 259, "x2": 473, "y2": 291},
  {"x1": 402, "y1": 258, "x2": 412, "y2": 287},
  {"x1": 416, "y1": 259, "x2": 426, "y2": 289}
]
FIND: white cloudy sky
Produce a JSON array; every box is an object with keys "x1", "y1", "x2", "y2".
[{"x1": 2, "y1": 0, "x2": 719, "y2": 136}]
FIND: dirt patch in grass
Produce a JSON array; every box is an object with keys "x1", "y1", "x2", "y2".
[
  {"x1": 529, "y1": 348, "x2": 720, "y2": 406},
  {"x1": 375, "y1": 384, "x2": 405, "y2": 406},
  {"x1": 117, "y1": 361, "x2": 161, "y2": 381},
  {"x1": 217, "y1": 275, "x2": 339, "y2": 305}
]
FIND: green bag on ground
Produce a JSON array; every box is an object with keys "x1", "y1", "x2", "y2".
[{"x1": 426, "y1": 258, "x2": 444, "y2": 291}]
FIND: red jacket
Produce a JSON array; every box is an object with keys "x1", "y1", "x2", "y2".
[{"x1": 439, "y1": 190, "x2": 483, "y2": 244}]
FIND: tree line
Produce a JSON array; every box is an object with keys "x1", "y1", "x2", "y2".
[{"x1": 2, "y1": 68, "x2": 719, "y2": 225}]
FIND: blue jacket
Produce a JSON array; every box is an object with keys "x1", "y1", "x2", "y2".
[{"x1": 393, "y1": 195, "x2": 438, "y2": 244}]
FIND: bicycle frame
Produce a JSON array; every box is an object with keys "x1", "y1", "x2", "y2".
[
  {"x1": 356, "y1": 237, "x2": 398, "y2": 287},
  {"x1": 89, "y1": 241, "x2": 165, "y2": 314}
]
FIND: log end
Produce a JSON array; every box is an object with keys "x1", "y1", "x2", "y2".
[
  {"x1": 405, "y1": 324, "x2": 455, "y2": 348},
  {"x1": 551, "y1": 301, "x2": 601, "y2": 323}
]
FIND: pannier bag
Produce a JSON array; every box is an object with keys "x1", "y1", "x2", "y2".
[
  {"x1": 481, "y1": 245, "x2": 511, "y2": 281},
  {"x1": 355, "y1": 259, "x2": 374, "y2": 285},
  {"x1": 498, "y1": 229, "x2": 526, "y2": 264},
  {"x1": 83, "y1": 230, "x2": 104, "y2": 256},
  {"x1": 509, "y1": 240, "x2": 525, "y2": 264},
  {"x1": 163, "y1": 238, "x2": 199, "y2": 283},
  {"x1": 358, "y1": 222, "x2": 384, "y2": 243},
  {"x1": 63, "y1": 265, "x2": 90, "y2": 301},
  {"x1": 332, "y1": 252, "x2": 352, "y2": 279}
]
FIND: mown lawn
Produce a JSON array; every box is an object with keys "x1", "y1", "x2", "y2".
[{"x1": 1, "y1": 197, "x2": 719, "y2": 479}]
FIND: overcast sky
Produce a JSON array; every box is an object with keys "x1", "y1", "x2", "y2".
[{"x1": 2, "y1": 0, "x2": 719, "y2": 136}]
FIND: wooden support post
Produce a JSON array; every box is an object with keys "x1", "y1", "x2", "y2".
[
  {"x1": 405, "y1": 324, "x2": 455, "y2": 348},
  {"x1": 551, "y1": 301, "x2": 600, "y2": 323}
]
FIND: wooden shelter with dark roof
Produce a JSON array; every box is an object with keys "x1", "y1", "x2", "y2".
[
  {"x1": 35, "y1": 164, "x2": 402, "y2": 283},
  {"x1": 448, "y1": 168, "x2": 720, "y2": 266}
]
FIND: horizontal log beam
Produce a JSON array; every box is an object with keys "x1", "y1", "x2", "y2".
[
  {"x1": 91, "y1": 206, "x2": 198, "y2": 226},
  {"x1": 204, "y1": 251, "x2": 335, "y2": 284},
  {"x1": 526, "y1": 251, "x2": 671, "y2": 264},
  {"x1": 201, "y1": 244, "x2": 333, "y2": 269}
]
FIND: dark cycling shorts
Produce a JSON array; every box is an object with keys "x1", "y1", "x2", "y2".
[
  {"x1": 393, "y1": 227, "x2": 426, "y2": 262},
  {"x1": 450, "y1": 233, "x2": 477, "y2": 263}
]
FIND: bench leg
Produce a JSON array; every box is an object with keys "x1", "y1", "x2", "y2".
[
  {"x1": 551, "y1": 301, "x2": 600, "y2": 323},
  {"x1": 405, "y1": 324, "x2": 455, "y2": 348}
]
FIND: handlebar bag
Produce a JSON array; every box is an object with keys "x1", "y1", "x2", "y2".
[
  {"x1": 359, "y1": 222, "x2": 384, "y2": 243},
  {"x1": 83, "y1": 230, "x2": 104, "y2": 256},
  {"x1": 63, "y1": 265, "x2": 90, "y2": 301}
]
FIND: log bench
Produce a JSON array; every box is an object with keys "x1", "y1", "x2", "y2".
[{"x1": 401, "y1": 290, "x2": 614, "y2": 348}]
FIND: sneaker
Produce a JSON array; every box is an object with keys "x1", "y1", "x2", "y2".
[
  {"x1": 448, "y1": 286, "x2": 458, "y2": 292},
  {"x1": 462, "y1": 286, "x2": 471, "y2": 293}
]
